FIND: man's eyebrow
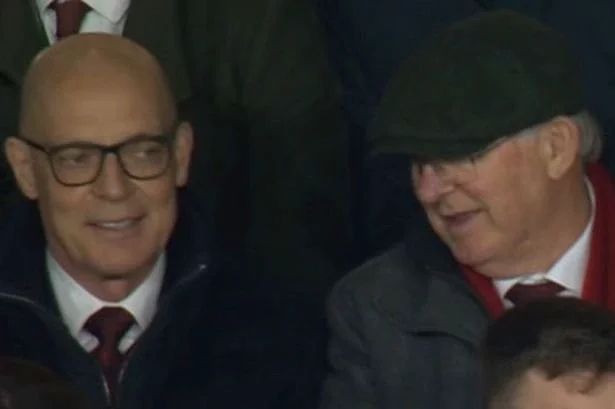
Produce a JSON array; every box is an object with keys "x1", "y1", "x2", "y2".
[
  {"x1": 121, "y1": 132, "x2": 172, "y2": 141},
  {"x1": 46, "y1": 132, "x2": 171, "y2": 147}
]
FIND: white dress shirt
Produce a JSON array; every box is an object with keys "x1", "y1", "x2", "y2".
[
  {"x1": 48, "y1": 251, "x2": 165, "y2": 353},
  {"x1": 36, "y1": 0, "x2": 131, "y2": 43},
  {"x1": 494, "y1": 180, "x2": 596, "y2": 309}
]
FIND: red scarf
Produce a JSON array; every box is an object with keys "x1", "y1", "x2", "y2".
[{"x1": 463, "y1": 163, "x2": 615, "y2": 318}]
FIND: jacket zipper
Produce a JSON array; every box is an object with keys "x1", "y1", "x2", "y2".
[
  {"x1": 114, "y1": 259, "x2": 210, "y2": 406},
  {"x1": 0, "y1": 258, "x2": 211, "y2": 408},
  {"x1": 0, "y1": 292, "x2": 111, "y2": 406}
]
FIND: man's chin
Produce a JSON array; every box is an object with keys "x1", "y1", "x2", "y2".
[
  {"x1": 98, "y1": 269, "x2": 138, "y2": 280},
  {"x1": 92, "y1": 257, "x2": 153, "y2": 281},
  {"x1": 449, "y1": 242, "x2": 494, "y2": 270}
]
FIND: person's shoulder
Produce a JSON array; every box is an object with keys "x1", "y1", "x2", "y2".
[
  {"x1": 334, "y1": 243, "x2": 411, "y2": 293},
  {"x1": 328, "y1": 242, "x2": 420, "y2": 312},
  {"x1": 328, "y1": 230, "x2": 453, "y2": 316}
]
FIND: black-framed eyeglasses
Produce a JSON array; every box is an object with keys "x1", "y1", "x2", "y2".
[{"x1": 18, "y1": 132, "x2": 177, "y2": 187}]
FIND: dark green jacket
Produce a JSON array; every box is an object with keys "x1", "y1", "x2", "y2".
[
  {"x1": 321, "y1": 227, "x2": 488, "y2": 409},
  {"x1": 0, "y1": 0, "x2": 352, "y2": 292}
]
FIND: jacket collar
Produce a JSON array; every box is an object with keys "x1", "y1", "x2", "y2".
[
  {"x1": 0, "y1": 188, "x2": 213, "y2": 312},
  {"x1": 372, "y1": 223, "x2": 488, "y2": 346},
  {"x1": 0, "y1": 0, "x2": 191, "y2": 102}
]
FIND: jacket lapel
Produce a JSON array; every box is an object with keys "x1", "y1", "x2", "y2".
[
  {"x1": 0, "y1": 0, "x2": 49, "y2": 84},
  {"x1": 374, "y1": 227, "x2": 489, "y2": 347},
  {"x1": 123, "y1": 0, "x2": 192, "y2": 102},
  {"x1": 0, "y1": 199, "x2": 60, "y2": 314}
]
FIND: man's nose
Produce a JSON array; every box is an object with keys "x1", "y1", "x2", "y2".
[
  {"x1": 412, "y1": 164, "x2": 455, "y2": 204},
  {"x1": 91, "y1": 154, "x2": 134, "y2": 200}
]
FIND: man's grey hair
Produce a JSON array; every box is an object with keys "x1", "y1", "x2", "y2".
[
  {"x1": 571, "y1": 110, "x2": 603, "y2": 163},
  {"x1": 519, "y1": 110, "x2": 603, "y2": 163}
]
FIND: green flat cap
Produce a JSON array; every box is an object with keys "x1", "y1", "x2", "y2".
[{"x1": 370, "y1": 10, "x2": 585, "y2": 160}]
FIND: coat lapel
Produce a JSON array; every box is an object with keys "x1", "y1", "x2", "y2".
[
  {"x1": 374, "y1": 228, "x2": 489, "y2": 347},
  {"x1": 123, "y1": 0, "x2": 192, "y2": 102},
  {"x1": 0, "y1": 0, "x2": 49, "y2": 84}
]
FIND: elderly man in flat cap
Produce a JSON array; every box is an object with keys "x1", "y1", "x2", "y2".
[{"x1": 320, "y1": 10, "x2": 615, "y2": 409}]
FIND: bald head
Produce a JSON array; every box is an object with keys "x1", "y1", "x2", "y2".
[
  {"x1": 5, "y1": 34, "x2": 194, "y2": 303},
  {"x1": 20, "y1": 33, "x2": 176, "y2": 139}
]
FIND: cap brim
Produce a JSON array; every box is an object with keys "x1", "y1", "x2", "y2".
[{"x1": 369, "y1": 135, "x2": 491, "y2": 162}]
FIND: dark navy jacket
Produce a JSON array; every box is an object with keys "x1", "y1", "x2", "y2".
[{"x1": 0, "y1": 191, "x2": 328, "y2": 409}]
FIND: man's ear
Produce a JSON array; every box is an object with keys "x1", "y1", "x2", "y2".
[
  {"x1": 5, "y1": 136, "x2": 39, "y2": 199},
  {"x1": 173, "y1": 121, "x2": 194, "y2": 187},
  {"x1": 537, "y1": 116, "x2": 581, "y2": 180}
]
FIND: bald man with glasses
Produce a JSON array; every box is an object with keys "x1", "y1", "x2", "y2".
[
  {"x1": 0, "y1": 33, "x2": 327, "y2": 409},
  {"x1": 0, "y1": 0, "x2": 352, "y2": 297}
]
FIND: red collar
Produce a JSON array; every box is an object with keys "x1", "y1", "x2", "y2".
[{"x1": 463, "y1": 163, "x2": 615, "y2": 317}]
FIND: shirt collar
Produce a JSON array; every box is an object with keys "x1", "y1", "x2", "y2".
[
  {"x1": 494, "y1": 178, "x2": 596, "y2": 298},
  {"x1": 36, "y1": 0, "x2": 53, "y2": 14},
  {"x1": 48, "y1": 250, "x2": 165, "y2": 337},
  {"x1": 38, "y1": 0, "x2": 131, "y2": 23},
  {"x1": 84, "y1": 0, "x2": 130, "y2": 24}
]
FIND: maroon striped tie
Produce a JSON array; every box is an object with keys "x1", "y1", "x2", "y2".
[
  {"x1": 505, "y1": 281, "x2": 566, "y2": 307},
  {"x1": 51, "y1": 0, "x2": 90, "y2": 39},
  {"x1": 84, "y1": 307, "x2": 134, "y2": 402}
]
